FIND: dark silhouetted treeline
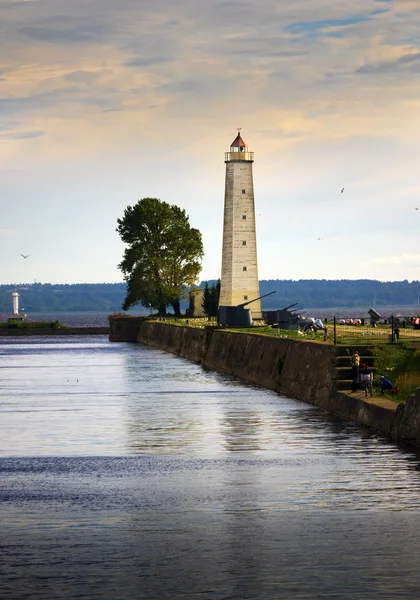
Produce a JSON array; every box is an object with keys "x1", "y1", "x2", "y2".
[{"x1": 0, "y1": 280, "x2": 419, "y2": 313}]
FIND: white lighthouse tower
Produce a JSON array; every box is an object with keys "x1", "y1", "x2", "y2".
[
  {"x1": 8, "y1": 291, "x2": 27, "y2": 321},
  {"x1": 12, "y1": 292, "x2": 19, "y2": 315},
  {"x1": 219, "y1": 131, "x2": 261, "y2": 319}
]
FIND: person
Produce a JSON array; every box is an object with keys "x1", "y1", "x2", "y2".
[
  {"x1": 359, "y1": 363, "x2": 373, "y2": 397},
  {"x1": 350, "y1": 376, "x2": 362, "y2": 393},
  {"x1": 379, "y1": 375, "x2": 393, "y2": 395},
  {"x1": 350, "y1": 351, "x2": 360, "y2": 379},
  {"x1": 394, "y1": 326, "x2": 400, "y2": 341}
]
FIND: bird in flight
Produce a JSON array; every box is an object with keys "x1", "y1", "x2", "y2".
[
  {"x1": 415, "y1": 208, "x2": 419, "y2": 211},
  {"x1": 341, "y1": 188, "x2": 345, "y2": 194},
  {"x1": 20, "y1": 254, "x2": 30, "y2": 259},
  {"x1": 317, "y1": 238, "x2": 323, "y2": 241}
]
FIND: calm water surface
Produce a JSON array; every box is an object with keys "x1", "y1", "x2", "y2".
[{"x1": 1, "y1": 336, "x2": 420, "y2": 599}]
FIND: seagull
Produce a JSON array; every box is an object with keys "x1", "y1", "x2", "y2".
[
  {"x1": 317, "y1": 238, "x2": 323, "y2": 241},
  {"x1": 415, "y1": 208, "x2": 419, "y2": 210},
  {"x1": 341, "y1": 188, "x2": 345, "y2": 194},
  {"x1": 20, "y1": 254, "x2": 30, "y2": 259}
]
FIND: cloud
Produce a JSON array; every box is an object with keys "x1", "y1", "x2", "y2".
[
  {"x1": 64, "y1": 70, "x2": 100, "y2": 84},
  {"x1": 0, "y1": 0, "x2": 420, "y2": 155},
  {"x1": 19, "y1": 19, "x2": 109, "y2": 45},
  {"x1": 0, "y1": 129, "x2": 45, "y2": 139},
  {"x1": 369, "y1": 254, "x2": 420, "y2": 266},
  {"x1": 125, "y1": 56, "x2": 175, "y2": 68},
  {"x1": 100, "y1": 107, "x2": 123, "y2": 113},
  {"x1": 2, "y1": 0, "x2": 420, "y2": 286},
  {"x1": 286, "y1": 16, "x2": 371, "y2": 38},
  {"x1": 357, "y1": 51, "x2": 420, "y2": 73}
]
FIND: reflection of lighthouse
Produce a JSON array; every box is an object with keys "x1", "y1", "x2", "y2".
[{"x1": 8, "y1": 291, "x2": 26, "y2": 322}]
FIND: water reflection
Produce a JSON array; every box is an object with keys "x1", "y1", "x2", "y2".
[
  {"x1": 3, "y1": 338, "x2": 420, "y2": 597},
  {"x1": 221, "y1": 409, "x2": 264, "y2": 452}
]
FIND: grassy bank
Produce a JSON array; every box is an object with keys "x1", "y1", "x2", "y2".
[
  {"x1": 0, "y1": 320, "x2": 66, "y2": 330},
  {"x1": 372, "y1": 342, "x2": 420, "y2": 402}
]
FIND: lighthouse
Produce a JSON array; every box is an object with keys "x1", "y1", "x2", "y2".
[
  {"x1": 219, "y1": 131, "x2": 261, "y2": 319},
  {"x1": 8, "y1": 291, "x2": 27, "y2": 322}
]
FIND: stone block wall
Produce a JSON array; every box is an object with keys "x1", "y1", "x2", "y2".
[{"x1": 109, "y1": 316, "x2": 147, "y2": 342}]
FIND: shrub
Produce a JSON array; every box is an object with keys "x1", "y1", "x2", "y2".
[
  {"x1": 395, "y1": 373, "x2": 420, "y2": 398},
  {"x1": 0, "y1": 320, "x2": 66, "y2": 330}
]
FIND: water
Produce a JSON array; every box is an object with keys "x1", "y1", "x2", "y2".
[{"x1": 1, "y1": 337, "x2": 420, "y2": 599}]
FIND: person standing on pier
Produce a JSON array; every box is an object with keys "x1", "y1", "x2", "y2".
[
  {"x1": 350, "y1": 351, "x2": 360, "y2": 379},
  {"x1": 360, "y1": 363, "x2": 373, "y2": 397}
]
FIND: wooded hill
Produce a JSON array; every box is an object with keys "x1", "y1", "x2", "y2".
[{"x1": 1, "y1": 280, "x2": 420, "y2": 313}]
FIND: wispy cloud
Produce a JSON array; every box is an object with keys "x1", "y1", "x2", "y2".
[
  {"x1": 1, "y1": 0, "x2": 420, "y2": 284},
  {"x1": 369, "y1": 254, "x2": 420, "y2": 266},
  {"x1": 0, "y1": 129, "x2": 45, "y2": 139},
  {"x1": 357, "y1": 51, "x2": 420, "y2": 74},
  {"x1": 286, "y1": 16, "x2": 371, "y2": 39},
  {"x1": 125, "y1": 56, "x2": 175, "y2": 68}
]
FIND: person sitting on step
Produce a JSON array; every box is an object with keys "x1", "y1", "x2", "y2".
[{"x1": 379, "y1": 375, "x2": 393, "y2": 395}]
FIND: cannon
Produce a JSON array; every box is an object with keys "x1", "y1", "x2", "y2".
[
  {"x1": 218, "y1": 291, "x2": 276, "y2": 327},
  {"x1": 263, "y1": 303, "x2": 297, "y2": 326},
  {"x1": 263, "y1": 303, "x2": 307, "y2": 329},
  {"x1": 368, "y1": 308, "x2": 382, "y2": 327}
]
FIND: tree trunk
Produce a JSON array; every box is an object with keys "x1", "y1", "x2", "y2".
[
  {"x1": 172, "y1": 299, "x2": 181, "y2": 316},
  {"x1": 158, "y1": 304, "x2": 167, "y2": 316}
]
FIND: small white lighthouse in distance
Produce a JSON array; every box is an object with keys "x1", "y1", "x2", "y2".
[
  {"x1": 8, "y1": 291, "x2": 26, "y2": 321},
  {"x1": 12, "y1": 292, "x2": 19, "y2": 315},
  {"x1": 219, "y1": 131, "x2": 261, "y2": 319}
]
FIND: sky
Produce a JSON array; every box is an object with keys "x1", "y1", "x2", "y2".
[{"x1": 1, "y1": 0, "x2": 420, "y2": 284}]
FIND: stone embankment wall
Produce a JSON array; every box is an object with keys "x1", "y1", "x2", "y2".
[
  {"x1": 204, "y1": 328, "x2": 335, "y2": 406},
  {"x1": 393, "y1": 389, "x2": 420, "y2": 446},
  {"x1": 109, "y1": 317, "x2": 420, "y2": 447},
  {"x1": 136, "y1": 320, "x2": 208, "y2": 362},
  {"x1": 107, "y1": 317, "x2": 146, "y2": 342}
]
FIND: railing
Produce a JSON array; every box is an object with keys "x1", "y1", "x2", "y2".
[
  {"x1": 331, "y1": 315, "x2": 420, "y2": 344},
  {"x1": 225, "y1": 152, "x2": 254, "y2": 162}
]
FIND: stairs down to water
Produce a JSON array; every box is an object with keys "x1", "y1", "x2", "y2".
[{"x1": 333, "y1": 345, "x2": 374, "y2": 391}]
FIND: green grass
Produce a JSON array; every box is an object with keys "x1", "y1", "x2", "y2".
[
  {"x1": 371, "y1": 342, "x2": 420, "y2": 402},
  {"x1": 143, "y1": 316, "x2": 215, "y2": 328},
  {"x1": 334, "y1": 323, "x2": 420, "y2": 344},
  {"x1": 0, "y1": 320, "x2": 66, "y2": 330},
  {"x1": 395, "y1": 373, "x2": 420, "y2": 399},
  {"x1": 226, "y1": 326, "x2": 329, "y2": 342}
]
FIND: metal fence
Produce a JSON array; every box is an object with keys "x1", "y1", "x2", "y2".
[{"x1": 331, "y1": 315, "x2": 420, "y2": 345}]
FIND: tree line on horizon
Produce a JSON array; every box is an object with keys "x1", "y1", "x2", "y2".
[
  {"x1": 1, "y1": 198, "x2": 419, "y2": 315},
  {"x1": 1, "y1": 279, "x2": 420, "y2": 314}
]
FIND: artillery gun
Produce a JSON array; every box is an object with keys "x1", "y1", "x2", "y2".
[
  {"x1": 263, "y1": 303, "x2": 306, "y2": 330},
  {"x1": 218, "y1": 291, "x2": 276, "y2": 327}
]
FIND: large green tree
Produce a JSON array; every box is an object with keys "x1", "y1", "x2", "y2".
[{"x1": 116, "y1": 198, "x2": 204, "y2": 314}]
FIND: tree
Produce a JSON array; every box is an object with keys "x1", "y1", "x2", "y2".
[
  {"x1": 202, "y1": 279, "x2": 221, "y2": 318},
  {"x1": 116, "y1": 198, "x2": 204, "y2": 314}
]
